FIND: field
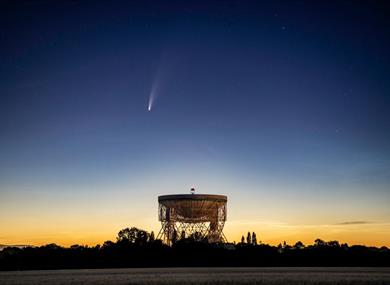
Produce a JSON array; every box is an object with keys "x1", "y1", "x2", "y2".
[{"x1": 1, "y1": 267, "x2": 390, "y2": 285}]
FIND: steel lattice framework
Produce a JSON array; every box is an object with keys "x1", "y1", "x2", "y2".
[{"x1": 157, "y1": 194, "x2": 227, "y2": 245}]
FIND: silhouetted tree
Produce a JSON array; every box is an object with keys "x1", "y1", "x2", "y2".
[
  {"x1": 246, "y1": 232, "x2": 251, "y2": 244},
  {"x1": 252, "y1": 232, "x2": 257, "y2": 245},
  {"x1": 43, "y1": 243, "x2": 62, "y2": 250},
  {"x1": 327, "y1": 240, "x2": 340, "y2": 247},
  {"x1": 102, "y1": 240, "x2": 115, "y2": 248},
  {"x1": 117, "y1": 227, "x2": 149, "y2": 245},
  {"x1": 1, "y1": 228, "x2": 390, "y2": 270},
  {"x1": 117, "y1": 227, "x2": 137, "y2": 243},
  {"x1": 283, "y1": 241, "x2": 292, "y2": 250},
  {"x1": 172, "y1": 229, "x2": 178, "y2": 244},
  {"x1": 294, "y1": 241, "x2": 304, "y2": 250},
  {"x1": 135, "y1": 229, "x2": 149, "y2": 245},
  {"x1": 149, "y1": 231, "x2": 155, "y2": 242},
  {"x1": 314, "y1": 238, "x2": 326, "y2": 247},
  {"x1": 186, "y1": 231, "x2": 206, "y2": 243}
]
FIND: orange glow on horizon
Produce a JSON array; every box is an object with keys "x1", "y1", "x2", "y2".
[
  {"x1": 1, "y1": 182, "x2": 389, "y2": 248},
  {"x1": 2, "y1": 221, "x2": 389, "y2": 248}
]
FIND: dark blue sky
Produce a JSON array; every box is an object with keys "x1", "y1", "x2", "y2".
[{"x1": 1, "y1": 1, "x2": 390, "y2": 245}]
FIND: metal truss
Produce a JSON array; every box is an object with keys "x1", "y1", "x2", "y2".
[{"x1": 157, "y1": 195, "x2": 227, "y2": 245}]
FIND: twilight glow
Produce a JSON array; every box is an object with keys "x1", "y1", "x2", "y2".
[{"x1": 0, "y1": 1, "x2": 389, "y2": 248}]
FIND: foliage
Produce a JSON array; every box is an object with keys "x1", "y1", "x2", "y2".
[{"x1": 0, "y1": 227, "x2": 389, "y2": 270}]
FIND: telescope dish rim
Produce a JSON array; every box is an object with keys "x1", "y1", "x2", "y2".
[{"x1": 158, "y1": 194, "x2": 227, "y2": 203}]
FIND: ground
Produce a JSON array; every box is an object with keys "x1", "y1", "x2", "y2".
[{"x1": 1, "y1": 267, "x2": 390, "y2": 285}]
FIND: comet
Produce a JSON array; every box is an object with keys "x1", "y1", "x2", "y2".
[
  {"x1": 147, "y1": 54, "x2": 169, "y2": 112},
  {"x1": 148, "y1": 65, "x2": 161, "y2": 112},
  {"x1": 147, "y1": 74, "x2": 159, "y2": 112},
  {"x1": 147, "y1": 86, "x2": 157, "y2": 111},
  {"x1": 147, "y1": 92, "x2": 153, "y2": 111}
]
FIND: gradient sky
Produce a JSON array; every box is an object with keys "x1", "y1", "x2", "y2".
[{"x1": 1, "y1": 1, "x2": 390, "y2": 247}]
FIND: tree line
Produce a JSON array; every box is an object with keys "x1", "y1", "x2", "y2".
[{"x1": 1, "y1": 227, "x2": 389, "y2": 270}]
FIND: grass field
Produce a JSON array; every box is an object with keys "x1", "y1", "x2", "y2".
[{"x1": 1, "y1": 267, "x2": 390, "y2": 285}]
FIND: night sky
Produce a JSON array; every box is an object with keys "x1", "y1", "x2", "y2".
[{"x1": 1, "y1": 1, "x2": 390, "y2": 246}]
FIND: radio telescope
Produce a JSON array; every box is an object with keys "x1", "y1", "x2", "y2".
[{"x1": 157, "y1": 189, "x2": 227, "y2": 245}]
